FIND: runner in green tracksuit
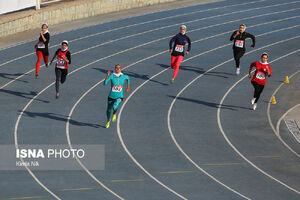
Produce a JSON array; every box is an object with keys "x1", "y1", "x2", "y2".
[{"x1": 104, "y1": 64, "x2": 130, "y2": 128}]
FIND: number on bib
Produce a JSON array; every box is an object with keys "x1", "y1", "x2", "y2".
[
  {"x1": 174, "y1": 44, "x2": 184, "y2": 53},
  {"x1": 235, "y1": 40, "x2": 244, "y2": 48},
  {"x1": 56, "y1": 59, "x2": 66, "y2": 67},
  {"x1": 112, "y1": 85, "x2": 122, "y2": 92},
  {"x1": 256, "y1": 72, "x2": 265, "y2": 80},
  {"x1": 37, "y1": 42, "x2": 45, "y2": 49}
]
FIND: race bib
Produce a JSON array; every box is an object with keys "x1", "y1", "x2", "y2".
[
  {"x1": 37, "y1": 42, "x2": 45, "y2": 49},
  {"x1": 56, "y1": 59, "x2": 66, "y2": 68},
  {"x1": 256, "y1": 72, "x2": 265, "y2": 80},
  {"x1": 235, "y1": 40, "x2": 244, "y2": 48},
  {"x1": 174, "y1": 44, "x2": 184, "y2": 52},
  {"x1": 112, "y1": 85, "x2": 122, "y2": 92}
]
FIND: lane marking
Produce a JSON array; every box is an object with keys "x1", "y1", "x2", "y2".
[
  {"x1": 267, "y1": 70, "x2": 300, "y2": 158},
  {"x1": 14, "y1": 10, "x2": 300, "y2": 200},
  {"x1": 282, "y1": 104, "x2": 300, "y2": 144},
  {"x1": 7, "y1": 197, "x2": 43, "y2": 200},
  {"x1": 0, "y1": 0, "x2": 266, "y2": 67},
  {"x1": 159, "y1": 171, "x2": 194, "y2": 174},
  {"x1": 217, "y1": 49, "x2": 300, "y2": 194},
  {"x1": 1, "y1": 7, "x2": 299, "y2": 91},
  {"x1": 251, "y1": 155, "x2": 281, "y2": 159},
  {"x1": 202, "y1": 163, "x2": 244, "y2": 166},
  {"x1": 110, "y1": 179, "x2": 146, "y2": 183},
  {"x1": 66, "y1": 24, "x2": 300, "y2": 200},
  {"x1": 0, "y1": 0, "x2": 263, "y2": 53},
  {"x1": 57, "y1": 187, "x2": 96, "y2": 191}
]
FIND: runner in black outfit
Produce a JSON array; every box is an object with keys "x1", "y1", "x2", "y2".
[{"x1": 230, "y1": 24, "x2": 255, "y2": 75}]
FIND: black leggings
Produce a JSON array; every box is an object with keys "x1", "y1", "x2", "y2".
[
  {"x1": 55, "y1": 67, "x2": 68, "y2": 93},
  {"x1": 233, "y1": 49, "x2": 245, "y2": 68},
  {"x1": 251, "y1": 81, "x2": 264, "y2": 103}
]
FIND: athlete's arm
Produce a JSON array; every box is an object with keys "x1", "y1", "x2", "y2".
[
  {"x1": 63, "y1": 51, "x2": 71, "y2": 64},
  {"x1": 248, "y1": 62, "x2": 256, "y2": 78},
  {"x1": 247, "y1": 33, "x2": 255, "y2": 48},
  {"x1": 40, "y1": 31, "x2": 47, "y2": 42},
  {"x1": 266, "y1": 65, "x2": 271, "y2": 76},
  {"x1": 230, "y1": 31, "x2": 239, "y2": 41},
  {"x1": 126, "y1": 75, "x2": 130, "y2": 92},
  {"x1": 186, "y1": 36, "x2": 191, "y2": 55},
  {"x1": 169, "y1": 35, "x2": 176, "y2": 52},
  {"x1": 104, "y1": 71, "x2": 112, "y2": 85},
  {"x1": 50, "y1": 49, "x2": 59, "y2": 65}
]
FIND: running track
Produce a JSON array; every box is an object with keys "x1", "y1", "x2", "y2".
[{"x1": 0, "y1": 0, "x2": 300, "y2": 199}]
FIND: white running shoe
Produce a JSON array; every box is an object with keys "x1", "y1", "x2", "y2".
[
  {"x1": 253, "y1": 103, "x2": 257, "y2": 110},
  {"x1": 236, "y1": 68, "x2": 240, "y2": 75},
  {"x1": 251, "y1": 98, "x2": 256, "y2": 105}
]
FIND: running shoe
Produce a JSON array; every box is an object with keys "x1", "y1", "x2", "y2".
[
  {"x1": 106, "y1": 121, "x2": 110, "y2": 128},
  {"x1": 251, "y1": 98, "x2": 256, "y2": 105},
  {"x1": 112, "y1": 114, "x2": 117, "y2": 122},
  {"x1": 35, "y1": 74, "x2": 39, "y2": 79},
  {"x1": 170, "y1": 78, "x2": 175, "y2": 84},
  {"x1": 236, "y1": 68, "x2": 240, "y2": 75},
  {"x1": 56, "y1": 92, "x2": 59, "y2": 99},
  {"x1": 45, "y1": 63, "x2": 49, "y2": 68},
  {"x1": 253, "y1": 103, "x2": 257, "y2": 110}
]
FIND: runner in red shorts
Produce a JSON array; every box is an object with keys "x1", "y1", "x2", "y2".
[{"x1": 169, "y1": 25, "x2": 191, "y2": 84}]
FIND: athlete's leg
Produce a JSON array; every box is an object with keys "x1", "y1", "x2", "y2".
[
  {"x1": 170, "y1": 56, "x2": 177, "y2": 69},
  {"x1": 55, "y1": 68, "x2": 62, "y2": 93},
  {"x1": 43, "y1": 55, "x2": 49, "y2": 67},
  {"x1": 255, "y1": 84, "x2": 264, "y2": 103},
  {"x1": 172, "y1": 56, "x2": 183, "y2": 79},
  {"x1": 106, "y1": 99, "x2": 115, "y2": 121},
  {"x1": 36, "y1": 51, "x2": 43, "y2": 76},
  {"x1": 60, "y1": 69, "x2": 68, "y2": 84},
  {"x1": 233, "y1": 49, "x2": 245, "y2": 68},
  {"x1": 252, "y1": 81, "x2": 264, "y2": 103}
]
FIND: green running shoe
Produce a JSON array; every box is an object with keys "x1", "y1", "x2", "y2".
[
  {"x1": 106, "y1": 121, "x2": 110, "y2": 128},
  {"x1": 112, "y1": 114, "x2": 117, "y2": 122}
]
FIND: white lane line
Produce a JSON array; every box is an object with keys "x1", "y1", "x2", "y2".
[
  {"x1": 217, "y1": 49, "x2": 300, "y2": 194},
  {"x1": 276, "y1": 104, "x2": 300, "y2": 145},
  {"x1": 65, "y1": 19, "x2": 300, "y2": 199},
  {"x1": 0, "y1": 0, "x2": 264, "y2": 53},
  {"x1": 116, "y1": 28, "x2": 300, "y2": 200},
  {"x1": 64, "y1": 23, "x2": 300, "y2": 200},
  {"x1": 13, "y1": 16, "x2": 300, "y2": 200},
  {"x1": 1, "y1": 7, "x2": 299, "y2": 91},
  {"x1": 0, "y1": 0, "x2": 266, "y2": 66},
  {"x1": 267, "y1": 68, "x2": 300, "y2": 158}
]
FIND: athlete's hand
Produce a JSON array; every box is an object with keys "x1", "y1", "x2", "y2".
[
  {"x1": 126, "y1": 87, "x2": 130, "y2": 92},
  {"x1": 186, "y1": 51, "x2": 189, "y2": 55},
  {"x1": 169, "y1": 49, "x2": 173, "y2": 53},
  {"x1": 40, "y1": 30, "x2": 44, "y2": 35},
  {"x1": 107, "y1": 70, "x2": 111, "y2": 76},
  {"x1": 248, "y1": 73, "x2": 251, "y2": 78},
  {"x1": 250, "y1": 45, "x2": 254, "y2": 48}
]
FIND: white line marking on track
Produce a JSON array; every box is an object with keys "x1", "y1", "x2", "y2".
[
  {"x1": 63, "y1": 20, "x2": 300, "y2": 200},
  {"x1": 0, "y1": 0, "x2": 266, "y2": 66},
  {"x1": 217, "y1": 49, "x2": 300, "y2": 194},
  {"x1": 64, "y1": 24, "x2": 300, "y2": 200},
  {"x1": 0, "y1": 0, "x2": 265, "y2": 52},
  {"x1": 13, "y1": 11, "x2": 300, "y2": 200},
  {"x1": 1, "y1": 8, "x2": 299, "y2": 90},
  {"x1": 267, "y1": 69, "x2": 300, "y2": 158}
]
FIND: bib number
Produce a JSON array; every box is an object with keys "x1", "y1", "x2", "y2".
[
  {"x1": 174, "y1": 44, "x2": 184, "y2": 53},
  {"x1": 112, "y1": 85, "x2": 122, "y2": 92},
  {"x1": 37, "y1": 42, "x2": 45, "y2": 49},
  {"x1": 235, "y1": 40, "x2": 244, "y2": 48},
  {"x1": 256, "y1": 72, "x2": 265, "y2": 80},
  {"x1": 56, "y1": 59, "x2": 66, "y2": 68}
]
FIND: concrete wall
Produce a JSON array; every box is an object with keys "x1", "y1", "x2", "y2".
[{"x1": 0, "y1": 0, "x2": 176, "y2": 37}]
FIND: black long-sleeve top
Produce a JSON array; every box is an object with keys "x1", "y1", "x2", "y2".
[
  {"x1": 230, "y1": 31, "x2": 255, "y2": 51},
  {"x1": 169, "y1": 33, "x2": 191, "y2": 56},
  {"x1": 36, "y1": 32, "x2": 50, "y2": 56}
]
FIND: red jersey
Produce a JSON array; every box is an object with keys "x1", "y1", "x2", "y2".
[
  {"x1": 56, "y1": 49, "x2": 69, "y2": 69},
  {"x1": 250, "y1": 61, "x2": 271, "y2": 85}
]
